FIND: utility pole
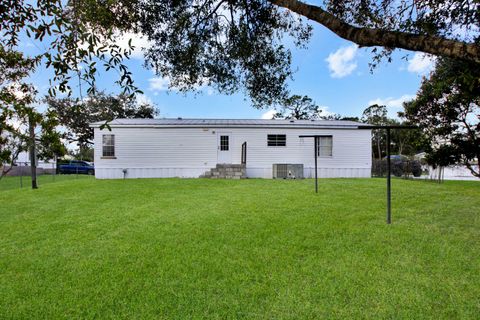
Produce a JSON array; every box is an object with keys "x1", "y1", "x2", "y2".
[{"x1": 28, "y1": 114, "x2": 38, "y2": 189}]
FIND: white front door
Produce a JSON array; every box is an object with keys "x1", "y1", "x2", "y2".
[{"x1": 217, "y1": 132, "x2": 232, "y2": 164}]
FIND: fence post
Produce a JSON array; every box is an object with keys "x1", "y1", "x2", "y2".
[{"x1": 20, "y1": 162, "x2": 23, "y2": 189}]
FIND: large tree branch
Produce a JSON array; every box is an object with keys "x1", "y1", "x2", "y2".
[
  {"x1": 0, "y1": 165, "x2": 14, "y2": 180},
  {"x1": 269, "y1": 0, "x2": 480, "y2": 63},
  {"x1": 0, "y1": 144, "x2": 24, "y2": 180},
  {"x1": 465, "y1": 161, "x2": 480, "y2": 178}
]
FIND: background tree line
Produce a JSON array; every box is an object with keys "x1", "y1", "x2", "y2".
[
  {"x1": 272, "y1": 94, "x2": 428, "y2": 160},
  {"x1": 0, "y1": 90, "x2": 158, "y2": 181}
]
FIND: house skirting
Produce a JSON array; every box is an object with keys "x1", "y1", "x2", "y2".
[{"x1": 94, "y1": 167, "x2": 371, "y2": 179}]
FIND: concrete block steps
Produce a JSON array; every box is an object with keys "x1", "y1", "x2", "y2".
[{"x1": 200, "y1": 164, "x2": 246, "y2": 179}]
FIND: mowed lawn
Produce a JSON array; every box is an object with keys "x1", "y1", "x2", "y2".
[
  {"x1": 0, "y1": 178, "x2": 479, "y2": 319},
  {"x1": 0, "y1": 174, "x2": 91, "y2": 192}
]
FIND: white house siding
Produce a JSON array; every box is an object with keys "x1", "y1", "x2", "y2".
[
  {"x1": 94, "y1": 127, "x2": 216, "y2": 179},
  {"x1": 93, "y1": 126, "x2": 371, "y2": 179}
]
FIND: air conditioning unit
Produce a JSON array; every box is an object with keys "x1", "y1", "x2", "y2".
[{"x1": 272, "y1": 164, "x2": 304, "y2": 179}]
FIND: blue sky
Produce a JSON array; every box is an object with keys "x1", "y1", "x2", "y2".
[{"x1": 23, "y1": 20, "x2": 435, "y2": 120}]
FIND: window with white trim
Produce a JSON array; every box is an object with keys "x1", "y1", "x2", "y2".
[
  {"x1": 317, "y1": 136, "x2": 332, "y2": 157},
  {"x1": 267, "y1": 134, "x2": 286, "y2": 147},
  {"x1": 102, "y1": 134, "x2": 115, "y2": 157}
]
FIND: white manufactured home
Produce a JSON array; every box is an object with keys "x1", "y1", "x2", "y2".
[{"x1": 91, "y1": 118, "x2": 372, "y2": 179}]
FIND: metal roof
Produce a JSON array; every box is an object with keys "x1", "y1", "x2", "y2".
[{"x1": 90, "y1": 118, "x2": 365, "y2": 129}]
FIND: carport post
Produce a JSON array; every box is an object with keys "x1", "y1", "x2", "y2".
[
  {"x1": 314, "y1": 136, "x2": 318, "y2": 193},
  {"x1": 299, "y1": 135, "x2": 325, "y2": 193},
  {"x1": 358, "y1": 125, "x2": 417, "y2": 224},
  {"x1": 386, "y1": 128, "x2": 391, "y2": 224}
]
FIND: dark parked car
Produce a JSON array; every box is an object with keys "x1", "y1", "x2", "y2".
[
  {"x1": 384, "y1": 155, "x2": 409, "y2": 161},
  {"x1": 59, "y1": 160, "x2": 95, "y2": 175},
  {"x1": 383, "y1": 155, "x2": 422, "y2": 177}
]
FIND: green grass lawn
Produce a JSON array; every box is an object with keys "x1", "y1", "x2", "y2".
[
  {"x1": 0, "y1": 174, "x2": 91, "y2": 192},
  {"x1": 0, "y1": 178, "x2": 479, "y2": 319}
]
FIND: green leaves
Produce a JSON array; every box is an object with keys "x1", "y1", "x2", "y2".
[
  {"x1": 140, "y1": 0, "x2": 311, "y2": 108},
  {"x1": 1, "y1": 0, "x2": 143, "y2": 99},
  {"x1": 403, "y1": 58, "x2": 480, "y2": 178},
  {"x1": 46, "y1": 91, "x2": 159, "y2": 148},
  {"x1": 274, "y1": 94, "x2": 322, "y2": 120}
]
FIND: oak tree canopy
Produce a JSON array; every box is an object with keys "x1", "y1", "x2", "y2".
[
  {"x1": 1, "y1": 0, "x2": 478, "y2": 106},
  {"x1": 138, "y1": 0, "x2": 480, "y2": 106},
  {"x1": 402, "y1": 58, "x2": 480, "y2": 178}
]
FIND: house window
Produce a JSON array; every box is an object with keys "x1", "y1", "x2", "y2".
[
  {"x1": 317, "y1": 136, "x2": 332, "y2": 157},
  {"x1": 102, "y1": 135, "x2": 115, "y2": 157},
  {"x1": 267, "y1": 134, "x2": 286, "y2": 147},
  {"x1": 220, "y1": 135, "x2": 229, "y2": 151}
]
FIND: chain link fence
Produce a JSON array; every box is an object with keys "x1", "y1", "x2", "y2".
[{"x1": 0, "y1": 162, "x2": 90, "y2": 191}]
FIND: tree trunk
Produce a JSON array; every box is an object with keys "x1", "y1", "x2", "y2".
[
  {"x1": 269, "y1": 0, "x2": 480, "y2": 63},
  {"x1": 377, "y1": 136, "x2": 382, "y2": 160},
  {"x1": 398, "y1": 140, "x2": 403, "y2": 155},
  {"x1": 29, "y1": 116, "x2": 38, "y2": 189}
]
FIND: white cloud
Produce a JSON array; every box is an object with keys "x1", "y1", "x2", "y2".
[
  {"x1": 6, "y1": 118, "x2": 26, "y2": 131},
  {"x1": 116, "y1": 32, "x2": 151, "y2": 59},
  {"x1": 78, "y1": 31, "x2": 150, "y2": 60},
  {"x1": 148, "y1": 76, "x2": 216, "y2": 95},
  {"x1": 148, "y1": 77, "x2": 172, "y2": 92},
  {"x1": 368, "y1": 94, "x2": 416, "y2": 109},
  {"x1": 136, "y1": 94, "x2": 154, "y2": 106},
  {"x1": 5, "y1": 83, "x2": 38, "y2": 102},
  {"x1": 318, "y1": 106, "x2": 335, "y2": 118},
  {"x1": 261, "y1": 109, "x2": 277, "y2": 119},
  {"x1": 325, "y1": 45, "x2": 358, "y2": 78},
  {"x1": 407, "y1": 53, "x2": 436, "y2": 74}
]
